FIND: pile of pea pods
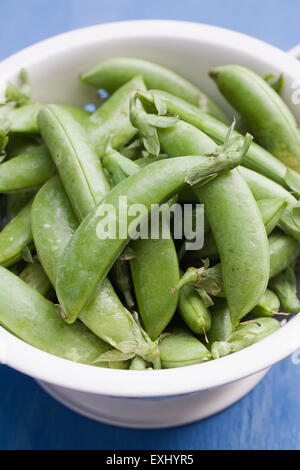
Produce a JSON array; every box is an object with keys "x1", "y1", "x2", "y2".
[{"x1": 1, "y1": 58, "x2": 300, "y2": 371}]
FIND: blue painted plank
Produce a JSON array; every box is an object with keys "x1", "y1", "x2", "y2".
[{"x1": 0, "y1": 0, "x2": 300, "y2": 450}]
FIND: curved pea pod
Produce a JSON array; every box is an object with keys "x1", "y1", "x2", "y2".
[
  {"x1": 86, "y1": 76, "x2": 147, "y2": 156},
  {"x1": 104, "y1": 148, "x2": 180, "y2": 340},
  {"x1": 136, "y1": 89, "x2": 300, "y2": 192},
  {"x1": 210, "y1": 65, "x2": 300, "y2": 171},
  {"x1": 31, "y1": 176, "x2": 161, "y2": 368},
  {"x1": 0, "y1": 145, "x2": 55, "y2": 193},
  {"x1": 130, "y1": 236, "x2": 180, "y2": 341},
  {"x1": 159, "y1": 326, "x2": 212, "y2": 368},
  {"x1": 178, "y1": 282, "x2": 211, "y2": 337},
  {"x1": 0, "y1": 265, "x2": 110, "y2": 365},
  {"x1": 80, "y1": 57, "x2": 229, "y2": 123},
  {"x1": 239, "y1": 166, "x2": 300, "y2": 244},
  {"x1": 251, "y1": 289, "x2": 280, "y2": 318},
  {"x1": 56, "y1": 143, "x2": 246, "y2": 324},
  {"x1": 0, "y1": 199, "x2": 33, "y2": 267},
  {"x1": 38, "y1": 105, "x2": 109, "y2": 221},
  {"x1": 19, "y1": 262, "x2": 51, "y2": 296},
  {"x1": 269, "y1": 265, "x2": 300, "y2": 313},
  {"x1": 194, "y1": 169, "x2": 269, "y2": 326},
  {"x1": 207, "y1": 299, "x2": 233, "y2": 343},
  {"x1": 269, "y1": 231, "x2": 300, "y2": 279},
  {"x1": 211, "y1": 317, "x2": 281, "y2": 359}
]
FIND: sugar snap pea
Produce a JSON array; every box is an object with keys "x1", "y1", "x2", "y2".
[
  {"x1": 111, "y1": 258, "x2": 135, "y2": 309},
  {"x1": 269, "y1": 265, "x2": 300, "y2": 314},
  {"x1": 86, "y1": 76, "x2": 147, "y2": 156},
  {"x1": 0, "y1": 199, "x2": 33, "y2": 267},
  {"x1": 80, "y1": 57, "x2": 229, "y2": 123},
  {"x1": 178, "y1": 281, "x2": 211, "y2": 337},
  {"x1": 0, "y1": 265, "x2": 110, "y2": 365},
  {"x1": 38, "y1": 105, "x2": 109, "y2": 221},
  {"x1": 129, "y1": 356, "x2": 148, "y2": 370},
  {"x1": 207, "y1": 299, "x2": 233, "y2": 343},
  {"x1": 56, "y1": 142, "x2": 246, "y2": 323},
  {"x1": 0, "y1": 145, "x2": 55, "y2": 193},
  {"x1": 31, "y1": 176, "x2": 161, "y2": 368},
  {"x1": 19, "y1": 262, "x2": 51, "y2": 296},
  {"x1": 251, "y1": 289, "x2": 280, "y2": 318},
  {"x1": 184, "y1": 170, "x2": 269, "y2": 325},
  {"x1": 210, "y1": 65, "x2": 300, "y2": 171},
  {"x1": 211, "y1": 317, "x2": 281, "y2": 359},
  {"x1": 103, "y1": 147, "x2": 180, "y2": 340},
  {"x1": 158, "y1": 326, "x2": 211, "y2": 368},
  {"x1": 269, "y1": 231, "x2": 300, "y2": 278},
  {"x1": 136, "y1": 90, "x2": 300, "y2": 192}
]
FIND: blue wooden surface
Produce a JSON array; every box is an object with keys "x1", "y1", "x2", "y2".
[{"x1": 1, "y1": 0, "x2": 300, "y2": 450}]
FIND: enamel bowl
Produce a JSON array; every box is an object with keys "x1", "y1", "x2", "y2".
[{"x1": 1, "y1": 20, "x2": 300, "y2": 428}]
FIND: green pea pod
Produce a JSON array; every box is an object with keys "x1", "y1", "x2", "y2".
[
  {"x1": 269, "y1": 231, "x2": 300, "y2": 278},
  {"x1": 0, "y1": 145, "x2": 55, "y2": 193},
  {"x1": 31, "y1": 176, "x2": 161, "y2": 368},
  {"x1": 129, "y1": 356, "x2": 148, "y2": 370},
  {"x1": 86, "y1": 76, "x2": 147, "y2": 156},
  {"x1": 56, "y1": 145, "x2": 246, "y2": 323},
  {"x1": 38, "y1": 105, "x2": 109, "y2": 221},
  {"x1": 19, "y1": 262, "x2": 51, "y2": 296},
  {"x1": 194, "y1": 170, "x2": 269, "y2": 325},
  {"x1": 178, "y1": 282, "x2": 211, "y2": 337},
  {"x1": 256, "y1": 198, "x2": 288, "y2": 235},
  {"x1": 0, "y1": 264, "x2": 110, "y2": 365},
  {"x1": 210, "y1": 65, "x2": 300, "y2": 171},
  {"x1": 211, "y1": 317, "x2": 281, "y2": 359},
  {"x1": 251, "y1": 289, "x2": 280, "y2": 318},
  {"x1": 103, "y1": 147, "x2": 180, "y2": 340},
  {"x1": 159, "y1": 326, "x2": 212, "y2": 368},
  {"x1": 269, "y1": 265, "x2": 300, "y2": 314},
  {"x1": 136, "y1": 89, "x2": 300, "y2": 192},
  {"x1": 111, "y1": 259, "x2": 135, "y2": 309},
  {"x1": 5, "y1": 103, "x2": 89, "y2": 135},
  {"x1": 207, "y1": 299, "x2": 233, "y2": 343},
  {"x1": 80, "y1": 57, "x2": 229, "y2": 123},
  {"x1": 0, "y1": 199, "x2": 33, "y2": 267}
]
